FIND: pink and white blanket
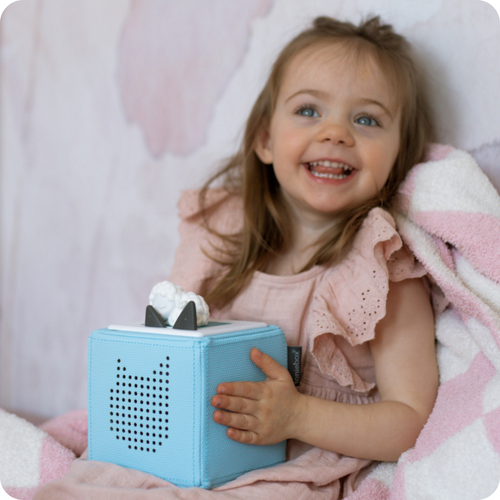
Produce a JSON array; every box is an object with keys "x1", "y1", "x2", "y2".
[
  {"x1": 351, "y1": 144, "x2": 500, "y2": 499},
  {"x1": 1, "y1": 145, "x2": 499, "y2": 499}
]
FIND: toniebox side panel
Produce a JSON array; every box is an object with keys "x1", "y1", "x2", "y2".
[
  {"x1": 202, "y1": 326, "x2": 287, "y2": 487},
  {"x1": 87, "y1": 330, "x2": 198, "y2": 487}
]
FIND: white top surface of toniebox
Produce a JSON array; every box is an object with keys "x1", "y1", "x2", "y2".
[{"x1": 107, "y1": 320, "x2": 268, "y2": 338}]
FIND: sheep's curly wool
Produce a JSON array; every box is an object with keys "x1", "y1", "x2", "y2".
[{"x1": 148, "y1": 280, "x2": 210, "y2": 327}]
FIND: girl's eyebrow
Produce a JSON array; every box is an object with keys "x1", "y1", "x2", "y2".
[
  {"x1": 284, "y1": 89, "x2": 329, "y2": 103},
  {"x1": 358, "y1": 98, "x2": 394, "y2": 120}
]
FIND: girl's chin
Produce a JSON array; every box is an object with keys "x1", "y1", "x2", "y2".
[{"x1": 283, "y1": 196, "x2": 350, "y2": 224}]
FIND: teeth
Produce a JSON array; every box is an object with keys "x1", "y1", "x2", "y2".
[
  {"x1": 307, "y1": 160, "x2": 352, "y2": 179},
  {"x1": 309, "y1": 160, "x2": 352, "y2": 171},
  {"x1": 310, "y1": 171, "x2": 349, "y2": 179}
]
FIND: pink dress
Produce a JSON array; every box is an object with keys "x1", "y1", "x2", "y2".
[
  {"x1": 32, "y1": 189, "x2": 430, "y2": 500},
  {"x1": 168, "y1": 189, "x2": 426, "y2": 490}
]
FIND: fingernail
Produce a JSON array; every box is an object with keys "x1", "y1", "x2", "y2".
[
  {"x1": 216, "y1": 397, "x2": 222, "y2": 407},
  {"x1": 218, "y1": 385, "x2": 226, "y2": 394},
  {"x1": 254, "y1": 348, "x2": 262, "y2": 358}
]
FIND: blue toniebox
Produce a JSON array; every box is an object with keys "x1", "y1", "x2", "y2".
[{"x1": 87, "y1": 319, "x2": 287, "y2": 488}]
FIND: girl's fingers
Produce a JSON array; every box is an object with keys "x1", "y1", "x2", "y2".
[
  {"x1": 213, "y1": 407, "x2": 258, "y2": 432},
  {"x1": 216, "y1": 380, "x2": 262, "y2": 400},
  {"x1": 250, "y1": 347, "x2": 291, "y2": 381},
  {"x1": 215, "y1": 349, "x2": 290, "y2": 398},
  {"x1": 226, "y1": 427, "x2": 258, "y2": 444},
  {"x1": 211, "y1": 394, "x2": 257, "y2": 415}
]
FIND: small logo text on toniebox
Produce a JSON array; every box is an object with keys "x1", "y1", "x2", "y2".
[{"x1": 287, "y1": 346, "x2": 302, "y2": 386}]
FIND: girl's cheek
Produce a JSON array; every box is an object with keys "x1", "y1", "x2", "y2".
[{"x1": 354, "y1": 124, "x2": 383, "y2": 137}]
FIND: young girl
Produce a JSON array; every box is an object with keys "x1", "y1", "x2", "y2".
[{"x1": 169, "y1": 15, "x2": 438, "y2": 468}]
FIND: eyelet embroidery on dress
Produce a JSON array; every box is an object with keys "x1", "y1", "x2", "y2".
[
  {"x1": 388, "y1": 255, "x2": 404, "y2": 277},
  {"x1": 371, "y1": 264, "x2": 387, "y2": 290},
  {"x1": 314, "y1": 312, "x2": 338, "y2": 335},
  {"x1": 346, "y1": 288, "x2": 383, "y2": 339},
  {"x1": 387, "y1": 249, "x2": 417, "y2": 280}
]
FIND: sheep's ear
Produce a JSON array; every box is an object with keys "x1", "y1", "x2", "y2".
[
  {"x1": 173, "y1": 301, "x2": 197, "y2": 330},
  {"x1": 145, "y1": 305, "x2": 167, "y2": 328}
]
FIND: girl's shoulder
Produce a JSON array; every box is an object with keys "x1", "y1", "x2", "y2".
[
  {"x1": 307, "y1": 207, "x2": 427, "y2": 392},
  {"x1": 168, "y1": 189, "x2": 242, "y2": 294},
  {"x1": 350, "y1": 207, "x2": 425, "y2": 282},
  {"x1": 314, "y1": 207, "x2": 426, "y2": 330},
  {"x1": 177, "y1": 188, "x2": 243, "y2": 231}
]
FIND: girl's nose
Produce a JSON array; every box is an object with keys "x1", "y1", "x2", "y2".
[{"x1": 316, "y1": 122, "x2": 354, "y2": 146}]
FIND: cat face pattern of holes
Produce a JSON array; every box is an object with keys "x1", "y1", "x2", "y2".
[{"x1": 109, "y1": 357, "x2": 169, "y2": 453}]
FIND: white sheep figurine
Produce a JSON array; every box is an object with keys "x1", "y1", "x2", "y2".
[{"x1": 149, "y1": 281, "x2": 210, "y2": 327}]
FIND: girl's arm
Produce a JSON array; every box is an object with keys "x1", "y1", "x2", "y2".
[{"x1": 211, "y1": 277, "x2": 439, "y2": 462}]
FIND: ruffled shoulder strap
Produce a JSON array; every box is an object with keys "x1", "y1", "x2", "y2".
[
  {"x1": 307, "y1": 208, "x2": 426, "y2": 393},
  {"x1": 178, "y1": 188, "x2": 232, "y2": 216},
  {"x1": 168, "y1": 189, "x2": 243, "y2": 295}
]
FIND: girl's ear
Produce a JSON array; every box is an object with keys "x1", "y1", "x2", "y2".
[{"x1": 253, "y1": 126, "x2": 274, "y2": 165}]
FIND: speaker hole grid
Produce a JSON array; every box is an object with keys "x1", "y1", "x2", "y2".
[{"x1": 110, "y1": 357, "x2": 169, "y2": 452}]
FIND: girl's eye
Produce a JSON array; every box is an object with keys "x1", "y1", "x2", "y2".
[
  {"x1": 297, "y1": 107, "x2": 319, "y2": 118},
  {"x1": 355, "y1": 116, "x2": 379, "y2": 127}
]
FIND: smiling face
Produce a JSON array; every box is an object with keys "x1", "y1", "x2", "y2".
[{"x1": 254, "y1": 42, "x2": 401, "y2": 226}]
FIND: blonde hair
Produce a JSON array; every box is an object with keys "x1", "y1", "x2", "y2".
[{"x1": 200, "y1": 15, "x2": 434, "y2": 308}]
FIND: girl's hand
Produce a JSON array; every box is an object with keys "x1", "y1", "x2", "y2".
[{"x1": 211, "y1": 347, "x2": 303, "y2": 445}]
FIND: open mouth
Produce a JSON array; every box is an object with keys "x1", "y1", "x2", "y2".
[{"x1": 307, "y1": 160, "x2": 354, "y2": 180}]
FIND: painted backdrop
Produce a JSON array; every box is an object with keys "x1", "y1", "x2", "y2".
[{"x1": 1, "y1": 0, "x2": 499, "y2": 418}]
